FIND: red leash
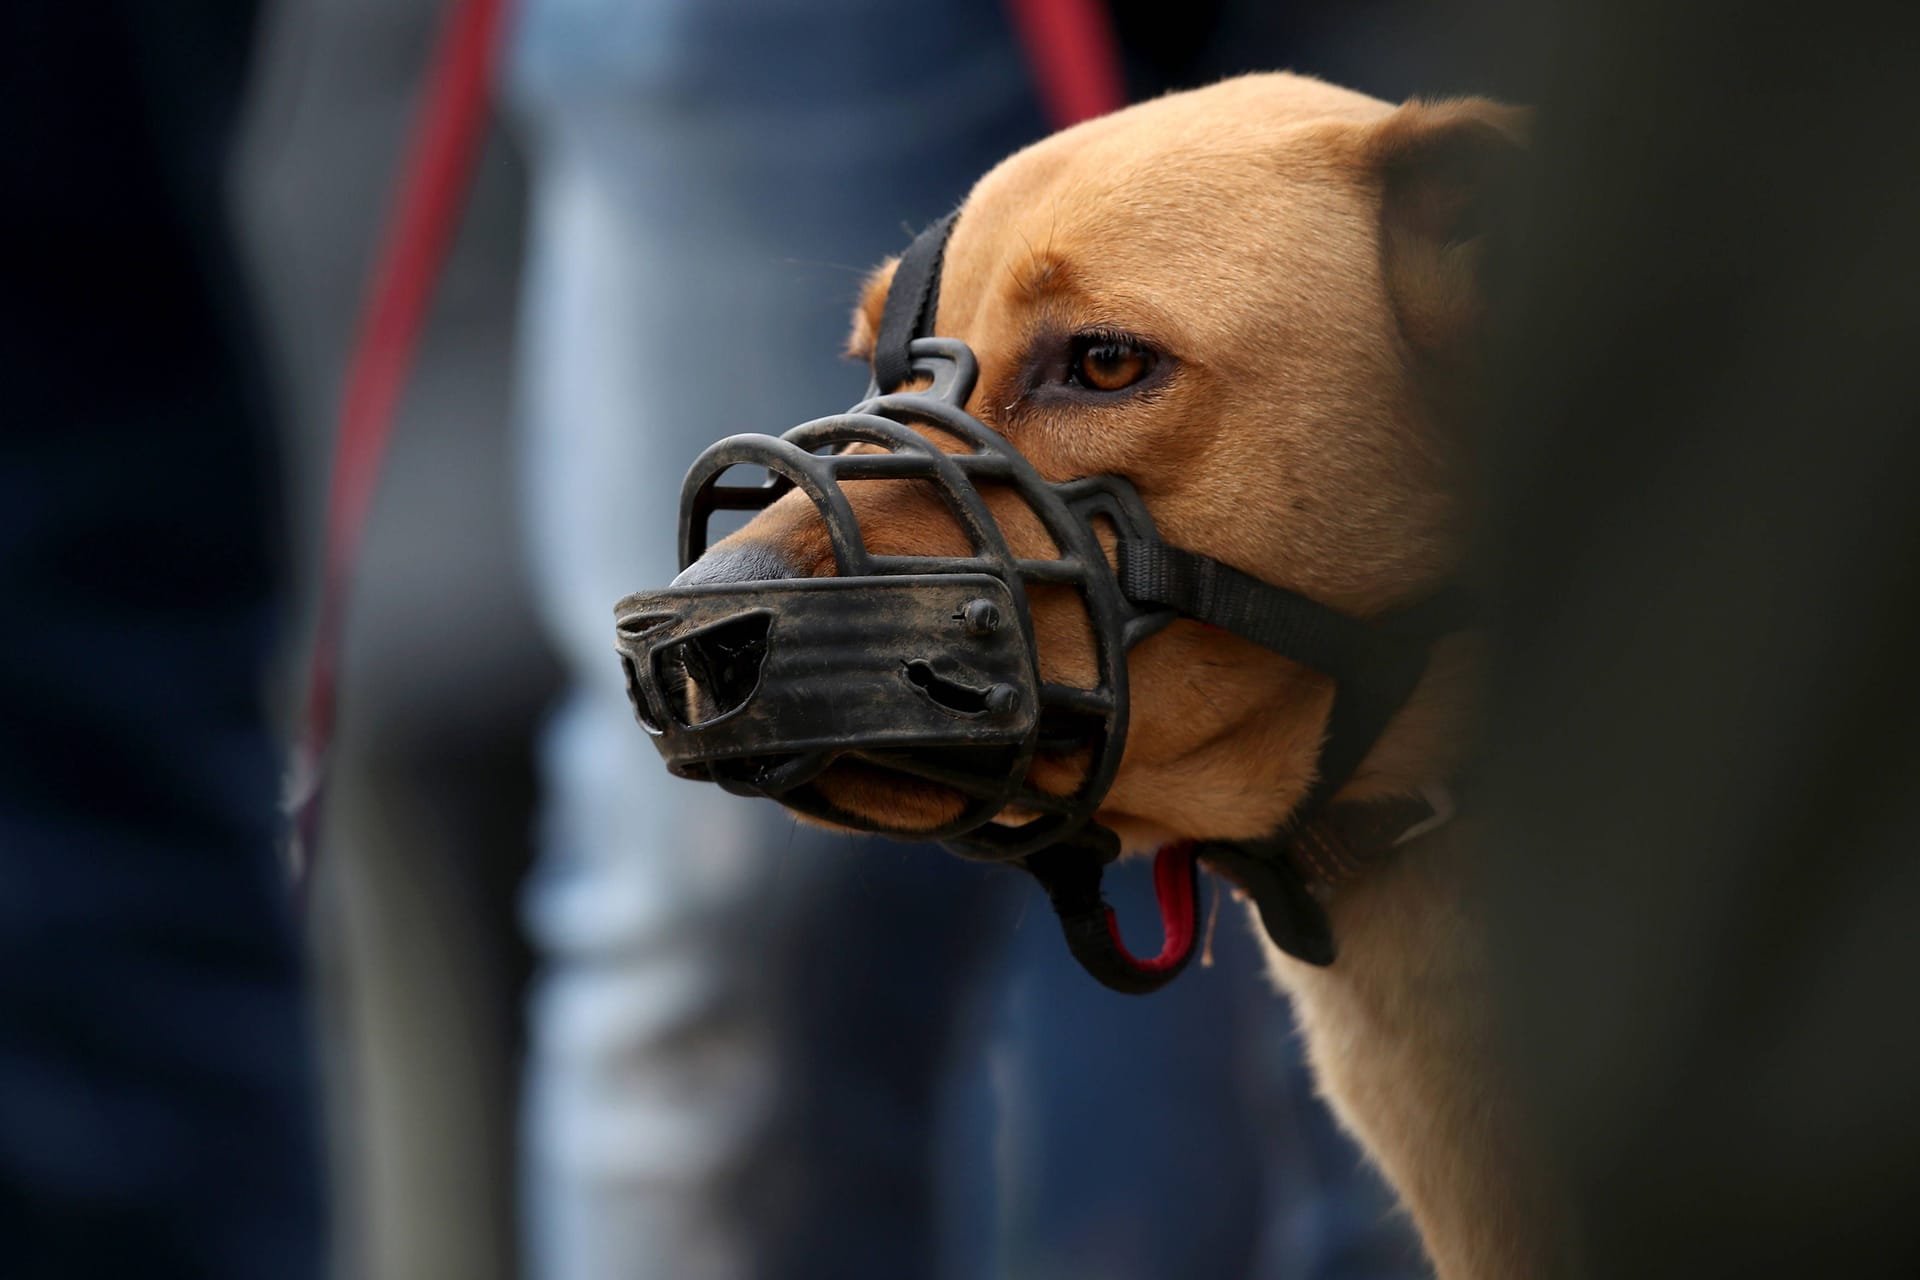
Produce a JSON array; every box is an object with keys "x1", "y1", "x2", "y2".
[
  {"x1": 1004, "y1": 0, "x2": 1128, "y2": 128},
  {"x1": 1102, "y1": 842, "x2": 1200, "y2": 974},
  {"x1": 289, "y1": 0, "x2": 510, "y2": 885}
]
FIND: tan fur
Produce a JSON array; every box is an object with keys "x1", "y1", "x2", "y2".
[{"x1": 705, "y1": 74, "x2": 1545, "y2": 1275}]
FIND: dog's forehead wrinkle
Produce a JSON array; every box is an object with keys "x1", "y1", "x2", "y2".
[
  {"x1": 964, "y1": 195, "x2": 1379, "y2": 359},
  {"x1": 987, "y1": 123, "x2": 1362, "y2": 227},
  {"x1": 953, "y1": 72, "x2": 1393, "y2": 243},
  {"x1": 1010, "y1": 248, "x2": 1072, "y2": 302}
]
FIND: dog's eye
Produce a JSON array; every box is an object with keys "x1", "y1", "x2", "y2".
[{"x1": 1069, "y1": 334, "x2": 1154, "y2": 393}]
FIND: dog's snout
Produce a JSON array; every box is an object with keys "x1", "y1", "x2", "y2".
[
  {"x1": 654, "y1": 611, "x2": 773, "y2": 728},
  {"x1": 671, "y1": 539, "x2": 802, "y2": 588}
]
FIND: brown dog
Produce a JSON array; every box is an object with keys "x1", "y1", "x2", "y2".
[{"x1": 676, "y1": 74, "x2": 1544, "y2": 1278}]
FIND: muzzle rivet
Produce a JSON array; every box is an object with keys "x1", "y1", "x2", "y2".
[
  {"x1": 962, "y1": 599, "x2": 1001, "y2": 636},
  {"x1": 985, "y1": 684, "x2": 1019, "y2": 715}
]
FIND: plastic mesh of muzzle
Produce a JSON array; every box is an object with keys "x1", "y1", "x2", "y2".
[{"x1": 676, "y1": 338, "x2": 1174, "y2": 861}]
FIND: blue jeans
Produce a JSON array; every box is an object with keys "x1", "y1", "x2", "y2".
[{"x1": 507, "y1": 3, "x2": 1423, "y2": 1277}]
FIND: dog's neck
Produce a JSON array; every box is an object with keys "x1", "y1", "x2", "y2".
[
  {"x1": 1267, "y1": 644, "x2": 1566, "y2": 1274},
  {"x1": 1269, "y1": 819, "x2": 1561, "y2": 1280},
  {"x1": 1262, "y1": 640, "x2": 1563, "y2": 1280}
]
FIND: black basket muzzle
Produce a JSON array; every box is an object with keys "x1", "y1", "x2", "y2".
[{"x1": 614, "y1": 337, "x2": 1173, "y2": 862}]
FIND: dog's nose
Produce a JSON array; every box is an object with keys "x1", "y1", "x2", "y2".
[
  {"x1": 670, "y1": 540, "x2": 802, "y2": 588},
  {"x1": 649, "y1": 609, "x2": 774, "y2": 729}
]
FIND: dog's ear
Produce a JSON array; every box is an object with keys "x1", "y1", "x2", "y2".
[
  {"x1": 846, "y1": 257, "x2": 901, "y2": 363},
  {"x1": 1364, "y1": 97, "x2": 1529, "y2": 367}
]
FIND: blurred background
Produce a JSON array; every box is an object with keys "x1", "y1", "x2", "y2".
[{"x1": 6, "y1": 1, "x2": 1917, "y2": 1279}]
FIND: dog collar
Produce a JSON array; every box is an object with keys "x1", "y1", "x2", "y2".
[
  {"x1": 613, "y1": 214, "x2": 1473, "y2": 994},
  {"x1": 1025, "y1": 786, "x2": 1458, "y2": 994}
]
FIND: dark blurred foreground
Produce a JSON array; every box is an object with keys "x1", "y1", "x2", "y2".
[
  {"x1": 1473, "y1": 1, "x2": 1920, "y2": 1274},
  {"x1": 3, "y1": 0, "x2": 1919, "y2": 1277},
  {"x1": 0, "y1": 3, "x2": 322, "y2": 1276}
]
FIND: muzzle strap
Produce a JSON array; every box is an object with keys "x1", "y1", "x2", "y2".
[
  {"x1": 872, "y1": 212, "x2": 958, "y2": 393},
  {"x1": 1117, "y1": 539, "x2": 1381, "y2": 679},
  {"x1": 1115, "y1": 537, "x2": 1474, "y2": 968},
  {"x1": 1300, "y1": 584, "x2": 1476, "y2": 816}
]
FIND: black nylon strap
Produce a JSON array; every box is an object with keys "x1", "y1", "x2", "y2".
[
  {"x1": 1302, "y1": 582, "x2": 1475, "y2": 813},
  {"x1": 1118, "y1": 535, "x2": 1473, "y2": 793},
  {"x1": 872, "y1": 212, "x2": 958, "y2": 393},
  {"x1": 1116, "y1": 535, "x2": 1475, "y2": 966},
  {"x1": 1117, "y1": 540, "x2": 1381, "y2": 680}
]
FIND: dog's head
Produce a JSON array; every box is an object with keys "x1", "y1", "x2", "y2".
[{"x1": 656, "y1": 74, "x2": 1522, "y2": 854}]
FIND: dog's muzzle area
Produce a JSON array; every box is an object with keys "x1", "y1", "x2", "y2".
[{"x1": 614, "y1": 337, "x2": 1169, "y2": 861}]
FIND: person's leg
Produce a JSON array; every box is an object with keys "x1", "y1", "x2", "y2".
[
  {"x1": 505, "y1": 4, "x2": 1044, "y2": 1276},
  {"x1": 1471, "y1": 2, "x2": 1920, "y2": 1273}
]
